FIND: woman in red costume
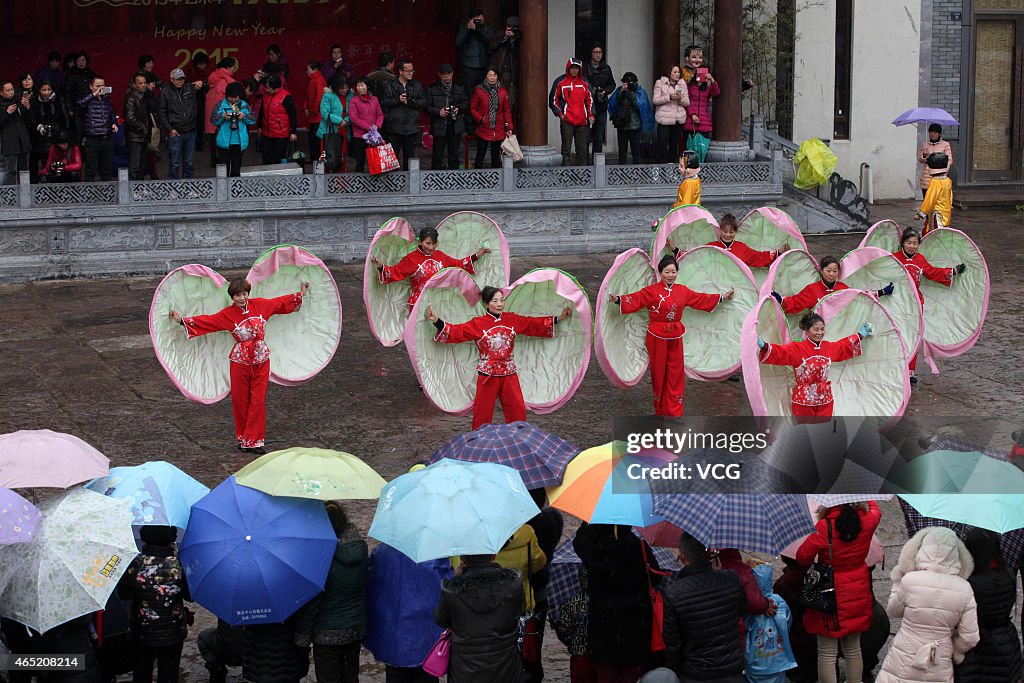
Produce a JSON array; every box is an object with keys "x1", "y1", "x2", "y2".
[
  {"x1": 892, "y1": 227, "x2": 964, "y2": 384},
  {"x1": 609, "y1": 254, "x2": 734, "y2": 417},
  {"x1": 426, "y1": 286, "x2": 572, "y2": 429},
  {"x1": 669, "y1": 212, "x2": 784, "y2": 268},
  {"x1": 756, "y1": 312, "x2": 872, "y2": 422},
  {"x1": 770, "y1": 256, "x2": 895, "y2": 316},
  {"x1": 372, "y1": 226, "x2": 490, "y2": 309},
  {"x1": 169, "y1": 277, "x2": 308, "y2": 454}
]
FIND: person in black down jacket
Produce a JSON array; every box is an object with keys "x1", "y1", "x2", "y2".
[
  {"x1": 242, "y1": 618, "x2": 309, "y2": 683},
  {"x1": 381, "y1": 60, "x2": 426, "y2": 171},
  {"x1": 573, "y1": 522, "x2": 658, "y2": 682},
  {"x1": 661, "y1": 531, "x2": 747, "y2": 683},
  {"x1": 293, "y1": 502, "x2": 369, "y2": 683},
  {"x1": 425, "y1": 64, "x2": 469, "y2": 170},
  {"x1": 116, "y1": 524, "x2": 191, "y2": 683},
  {"x1": 954, "y1": 528, "x2": 1022, "y2": 683},
  {"x1": 435, "y1": 553, "x2": 524, "y2": 683}
]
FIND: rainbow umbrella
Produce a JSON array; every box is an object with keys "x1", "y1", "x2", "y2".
[{"x1": 546, "y1": 443, "x2": 674, "y2": 527}]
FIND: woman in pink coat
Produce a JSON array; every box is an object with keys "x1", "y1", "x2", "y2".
[
  {"x1": 795, "y1": 501, "x2": 881, "y2": 683},
  {"x1": 877, "y1": 526, "x2": 979, "y2": 683},
  {"x1": 204, "y1": 58, "x2": 239, "y2": 147},
  {"x1": 347, "y1": 76, "x2": 384, "y2": 173},
  {"x1": 681, "y1": 46, "x2": 719, "y2": 165},
  {"x1": 917, "y1": 123, "x2": 952, "y2": 199},
  {"x1": 651, "y1": 64, "x2": 689, "y2": 163}
]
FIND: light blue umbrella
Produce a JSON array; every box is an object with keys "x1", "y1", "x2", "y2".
[
  {"x1": 86, "y1": 461, "x2": 209, "y2": 529},
  {"x1": 368, "y1": 460, "x2": 539, "y2": 562}
]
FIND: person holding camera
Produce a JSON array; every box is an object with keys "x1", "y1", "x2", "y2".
[
  {"x1": 124, "y1": 72, "x2": 154, "y2": 181},
  {"x1": 78, "y1": 75, "x2": 118, "y2": 181},
  {"x1": 0, "y1": 80, "x2": 32, "y2": 185},
  {"x1": 610, "y1": 72, "x2": 644, "y2": 165},
  {"x1": 681, "y1": 46, "x2": 719, "y2": 165},
  {"x1": 38, "y1": 132, "x2": 82, "y2": 183},
  {"x1": 490, "y1": 17, "x2": 521, "y2": 114},
  {"x1": 258, "y1": 74, "x2": 298, "y2": 165},
  {"x1": 381, "y1": 61, "x2": 425, "y2": 171},
  {"x1": 583, "y1": 43, "x2": 615, "y2": 162},
  {"x1": 320, "y1": 44, "x2": 355, "y2": 91},
  {"x1": 456, "y1": 9, "x2": 493, "y2": 93},
  {"x1": 426, "y1": 63, "x2": 469, "y2": 170},
  {"x1": 653, "y1": 64, "x2": 690, "y2": 163},
  {"x1": 29, "y1": 80, "x2": 68, "y2": 183},
  {"x1": 211, "y1": 82, "x2": 255, "y2": 177}
]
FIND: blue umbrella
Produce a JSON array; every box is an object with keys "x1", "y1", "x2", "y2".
[
  {"x1": 86, "y1": 461, "x2": 209, "y2": 529},
  {"x1": 0, "y1": 487, "x2": 41, "y2": 545},
  {"x1": 179, "y1": 477, "x2": 336, "y2": 626},
  {"x1": 368, "y1": 460, "x2": 539, "y2": 562},
  {"x1": 892, "y1": 107, "x2": 959, "y2": 127},
  {"x1": 429, "y1": 421, "x2": 580, "y2": 489}
]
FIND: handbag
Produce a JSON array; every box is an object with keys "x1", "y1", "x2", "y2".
[
  {"x1": 421, "y1": 628, "x2": 452, "y2": 677},
  {"x1": 798, "y1": 519, "x2": 838, "y2": 616},
  {"x1": 500, "y1": 133, "x2": 523, "y2": 162},
  {"x1": 321, "y1": 123, "x2": 345, "y2": 171},
  {"x1": 640, "y1": 542, "x2": 671, "y2": 652},
  {"x1": 147, "y1": 114, "x2": 161, "y2": 153},
  {"x1": 516, "y1": 541, "x2": 543, "y2": 664},
  {"x1": 367, "y1": 142, "x2": 400, "y2": 174}
]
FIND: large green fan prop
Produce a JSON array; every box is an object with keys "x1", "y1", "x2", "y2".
[{"x1": 595, "y1": 249, "x2": 657, "y2": 388}]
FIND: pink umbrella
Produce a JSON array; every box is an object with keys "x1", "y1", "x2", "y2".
[{"x1": 0, "y1": 430, "x2": 110, "y2": 489}]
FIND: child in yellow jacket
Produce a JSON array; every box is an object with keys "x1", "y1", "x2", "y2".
[
  {"x1": 674, "y1": 149, "x2": 701, "y2": 208},
  {"x1": 915, "y1": 151, "x2": 952, "y2": 235}
]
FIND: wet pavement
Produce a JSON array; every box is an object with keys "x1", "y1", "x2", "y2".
[{"x1": 0, "y1": 200, "x2": 1020, "y2": 680}]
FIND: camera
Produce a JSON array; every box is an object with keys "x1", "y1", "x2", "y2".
[
  {"x1": 228, "y1": 107, "x2": 241, "y2": 131},
  {"x1": 446, "y1": 106, "x2": 458, "y2": 121},
  {"x1": 41, "y1": 124, "x2": 53, "y2": 137},
  {"x1": 50, "y1": 160, "x2": 64, "y2": 177},
  {"x1": 473, "y1": 18, "x2": 483, "y2": 27}
]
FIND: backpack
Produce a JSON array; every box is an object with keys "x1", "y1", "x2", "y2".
[{"x1": 611, "y1": 94, "x2": 633, "y2": 129}]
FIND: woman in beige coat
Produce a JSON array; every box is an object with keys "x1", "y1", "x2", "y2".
[
  {"x1": 918, "y1": 123, "x2": 952, "y2": 199},
  {"x1": 652, "y1": 65, "x2": 689, "y2": 163},
  {"x1": 877, "y1": 526, "x2": 979, "y2": 683}
]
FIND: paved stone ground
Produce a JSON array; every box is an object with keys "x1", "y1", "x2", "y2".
[{"x1": 0, "y1": 200, "x2": 1021, "y2": 681}]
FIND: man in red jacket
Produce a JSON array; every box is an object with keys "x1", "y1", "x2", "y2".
[{"x1": 549, "y1": 57, "x2": 593, "y2": 167}]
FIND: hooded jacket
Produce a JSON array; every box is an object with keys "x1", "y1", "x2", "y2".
[
  {"x1": 953, "y1": 560, "x2": 1022, "y2": 682},
  {"x1": 435, "y1": 563, "x2": 524, "y2": 683},
  {"x1": 495, "y1": 525, "x2": 547, "y2": 613},
  {"x1": 652, "y1": 76, "x2": 690, "y2": 125},
  {"x1": 550, "y1": 58, "x2": 593, "y2": 127},
  {"x1": 293, "y1": 523, "x2": 368, "y2": 646},
  {"x1": 877, "y1": 527, "x2": 980, "y2": 683}
]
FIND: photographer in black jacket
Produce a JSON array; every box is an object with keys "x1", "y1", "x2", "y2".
[
  {"x1": 425, "y1": 63, "x2": 469, "y2": 170},
  {"x1": 583, "y1": 43, "x2": 615, "y2": 162}
]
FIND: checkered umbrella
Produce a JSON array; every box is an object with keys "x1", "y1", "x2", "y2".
[
  {"x1": 546, "y1": 532, "x2": 682, "y2": 625},
  {"x1": 429, "y1": 421, "x2": 580, "y2": 489},
  {"x1": 900, "y1": 435, "x2": 1024, "y2": 568}
]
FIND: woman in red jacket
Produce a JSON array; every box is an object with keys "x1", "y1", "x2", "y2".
[
  {"x1": 304, "y1": 61, "x2": 328, "y2": 167},
  {"x1": 470, "y1": 68, "x2": 513, "y2": 169},
  {"x1": 796, "y1": 501, "x2": 881, "y2": 683}
]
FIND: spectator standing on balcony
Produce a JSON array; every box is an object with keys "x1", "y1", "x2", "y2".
[
  {"x1": 29, "y1": 81, "x2": 68, "y2": 182},
  {"x1": 490, "y1": 17, "x2": 521, "y2": 115},
  {"x1": 0, "y1": 81, "x2": 32, "y2": 185},
  {"x1": 39, "y1": 132, "x2": 82, "y2": 183},
  {"x1": 317, "y1": 78, "x2": 351, "y2": 174},
  {"x1": 17, "y1": 73, "x2": 35, "y2": 102},
  {"x1": 78, "y1": 75, "x2": 118, "y2": 182},
  {"x1": 681, "y1": 46, "x2": 719, "y2": 165},
  {"x1": 262, "y1": 44, "x2": 290, "y2": 88},
  {"x1": 470, "y1": 68, "x2": 512, "y2": 170},
  {"x1": 305, "y1": 62, "x2": 328, "y2": 168},
  {"x1": 185, "y1": 52, "x2": 210, "y2": 152},
  {"x1": 124, "y1": 72, "x2": 153, "y2": 181},
  {"x1": 211, "y1": 82, "x2": 254, "y2": 178},
  {"x1": 348, "y1": 77, "x2": 383, "y2": 173},
  {"x1": 381, "y1": 60, "x2": 425, "y2": 171},
  {"x1": 457, "y1": 8, "x2": 493, "y2": 94},
  {"x1": 426, "y1": 63, "x2": 469, "y2": 170},
  {"x1": 205, "y1": 58, "x2": 239, "y2": 165},
  {"x1": 35, "y1": 51, "x2": 64, "y2": 96},
  {"x1": 583, "y1": 43, "x2": 615, "y2": 163},
  {"x1": 158, "y1": 68, "x2": 199, "y2": 179},
  {"x1": 65, "y1": 52, "x2": 95, "y2": 142},
  {"x1": 549, "y1": 58, "x2": 593, "y2": 167},
  {"x1": 321, "y1": 45, "x2": 354, "y2": 91},
  {"x1": 366, "y1": 52, "x2": 396, "y2": 102},
  {"x1": 259, "y1": 74, "x2": 298, "y2": 165},
  {"x1": 653, "y1": 65, "x2": 689, "y2": 163},
  {"x1": 610, "y1": 72, "x2": 644, "y2": 165}
]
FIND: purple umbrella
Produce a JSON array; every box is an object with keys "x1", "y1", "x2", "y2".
[
  {"x1": 892, "y1": 107, "x2": 959, "y2": 127},
  {"x1": 0, "y1": 487, "x2": 42, "y2": 544},
  {"x1": 428, "y1": 421, "x2": 580, "y2": 489}
]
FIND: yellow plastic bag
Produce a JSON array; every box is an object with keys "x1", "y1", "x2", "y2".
[{"x1": 792, "y1": 138, "x2": 838, "y2": 190}]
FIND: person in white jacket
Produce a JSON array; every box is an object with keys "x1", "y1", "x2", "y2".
[
  {"x1": 652, "y1": 65, "x2": 689, "y2": 163},
  {"x1": 876, "y1": 527, "x2": 980, "y2": 683}
]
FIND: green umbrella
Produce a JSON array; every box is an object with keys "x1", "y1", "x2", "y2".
[
  {"x1": 234, "y1": 447, "x2": 387, "y2": 500},
  {"x1": 896, "y1": 450, "x2": 1024, "y2": 533},
  {"x1": 0, "y1": 488, "x2": 137, "y2": 633}
]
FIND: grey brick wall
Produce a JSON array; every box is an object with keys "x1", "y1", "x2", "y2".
[{"x1": 930, "y1": 0, "x2": 963, "y2": 142}]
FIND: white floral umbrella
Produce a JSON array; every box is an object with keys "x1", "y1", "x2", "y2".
[{"x1": 0, "y1": 488, "x2": 137, "y2": 633}]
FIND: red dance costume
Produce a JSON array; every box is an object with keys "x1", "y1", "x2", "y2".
[
  {"x1": 780, "y1": 279, "x2": 850, "y2": 315},
  {"x1": 434, "y1": 311, "x2": 556, "y2": 429},
  {"x1": 620, "y1": 283, "x2": 722, "y2": 417},
  {"x1": 758, "y1": 334, "x2": 862, "y2": 421},
  {"x1": 893, "y1": 249, "x2": 954, "y2": 371},
  {"x1": 379, "y1": 247, "x2": 476, "y2": 308},
  {"x1": 181, "y1": 292, "x2": 303, "y2": 448},
  {"x1": 705, "y1": 239, "x2": 779, "y2": 268}
]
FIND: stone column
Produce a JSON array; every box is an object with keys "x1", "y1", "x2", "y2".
[
  {"x1": 653, "y1": 0, "x2": 681, "y2": 76},
  {"x1": 518, "y1": 0, "x2": 560, "y2": 166},
  {"x1": 706, "y1": 0, "x2": 752, "y2": 162}
]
